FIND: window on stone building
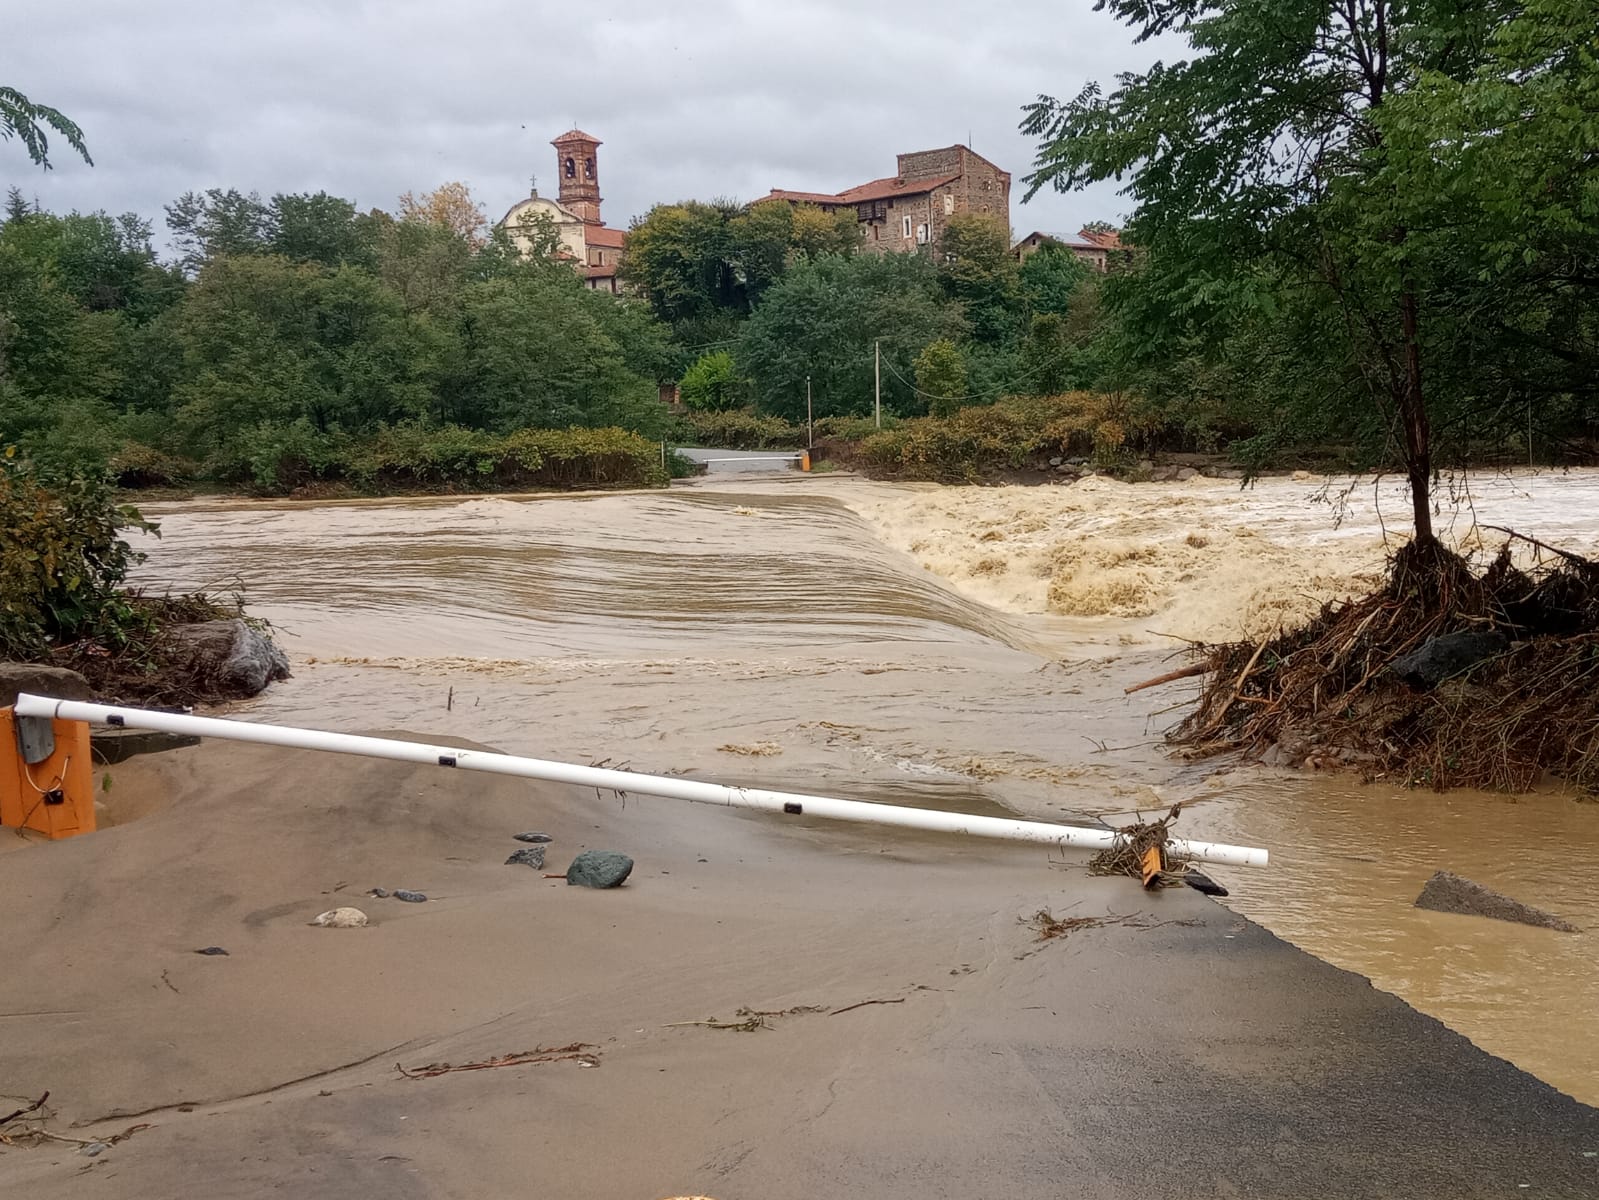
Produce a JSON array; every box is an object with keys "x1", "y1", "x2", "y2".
[
  {"x1": 565, "y1": 157, "x2": 575, "y2": 179},
  {"x1": 585, "y1": 157, "x2": 595, "y2": 179},
  {"x1": 916, "y1": 223, "x2": 929, "y2": 244},
  {"x1": 902, "y1": 215, "x2": 912, "y2": 239},
  {"x1": 943, "y1": 194, "x2": 954, "y2": 215}
]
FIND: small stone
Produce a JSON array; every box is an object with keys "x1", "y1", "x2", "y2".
[
  {"x1": 1176, "y1": 467, "x2": 1199, "y2": 481},
  {"x1": 1292, "y1": 469, "x2": 1312, "y2": 481},
  {"x1": 80, "y1": 1142, "x2": 109, "y2": 1157},
  {"x1": 1048, "y1": 456, "x2": 1063, "y2": 467},
  {"x1": 566, "y1": 850, "x2": 634, "y2": 889},
  {"x1": 194, "y1": 946, "x2": 229, "y2": 956},
  {"x1": 392, "y1": 890, "x2": 427, "y2": 903},
  {"x1": 506, "y1": 846, "x2": 547, "y2": 869},
  {"x1": 310, "y1": 907, "x2": 368, "y2": 928},
  {"x1": 1056, "y1": 463, "x2": 1074, "y2": 474},
  {"x1": 513, "y1": 831, "x2": 554, "y2": 844},
  {"x1": 369, "y1": 888, "x2": 391, "y2": 899}
]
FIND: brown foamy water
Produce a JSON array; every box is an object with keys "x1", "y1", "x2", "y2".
[{"x1": 128, "y1": 470, "x2": 1599, "y2": 1103}]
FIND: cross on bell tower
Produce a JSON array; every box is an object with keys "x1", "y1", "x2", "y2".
[{"x1": 552, "y1": 129, "x2": 603, "y2": 224}]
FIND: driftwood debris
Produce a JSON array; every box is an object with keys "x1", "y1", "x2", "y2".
[
  {"x1": 396, "y1": 1044, "x2": 598, "y2": 1078},
  {"x1": 1124, "y1": 662, "x2": 1209, "y2": 695}
]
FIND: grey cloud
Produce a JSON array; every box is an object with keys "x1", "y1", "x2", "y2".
[{"x1": 8, "y1": 0, "x2": 1160, "y2": 251}]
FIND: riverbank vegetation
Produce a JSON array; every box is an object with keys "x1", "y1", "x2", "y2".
[
  {"x1": 1031, "y1": 0, "x2": 1599, "y2": 791},
  {"x1": 0, "y1": 183, "x2": 679, "y2": 496}
]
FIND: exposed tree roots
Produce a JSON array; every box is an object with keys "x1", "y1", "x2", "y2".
[{"x1": 1171, "y1": 534, "x2": 1599, "y2": 794}]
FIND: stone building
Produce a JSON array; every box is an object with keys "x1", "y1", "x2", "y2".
[
  {"x1": 761, "y1": 144, "x2": 1011, "y2": 257},
  {"x1": 1012, "y1": 226, "x2": 1123, "y2": 273},
  {"x1": 497, "y1": 129, "x2": 627, "y2": 293}
]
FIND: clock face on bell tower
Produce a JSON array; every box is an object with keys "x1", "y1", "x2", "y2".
[{"x1": 552, "y1": 129, "x2": 603, "y2": 224}]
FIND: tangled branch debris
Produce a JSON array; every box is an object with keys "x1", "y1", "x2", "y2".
[
  {"x1": 0, "y1": 1091, "x2": 151, "y2": 1150},
  {"x1": 396, "y1": 1044, "x2": 598, "y2": 1078},
  {"x1": 1086, "y1": 806, "x2": 1189, "y2": 885},
  {"x1": 1169, "y1": 535, "x2": 1599, "y2": 793}
]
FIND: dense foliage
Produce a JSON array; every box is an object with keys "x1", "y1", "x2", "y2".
[
  {"x1": 1023, "y1": 0, "x2": 1599, "y2": 540},
  {"x1": 0, "y1": 183, "x2": 675, "y2": 494}
]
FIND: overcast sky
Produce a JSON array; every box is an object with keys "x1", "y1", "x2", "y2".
[{"x1": 9, "y1": 0, "x2": 1168, "y2": 249}]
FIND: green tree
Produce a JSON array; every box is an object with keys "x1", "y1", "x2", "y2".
[
  {"x1": 737, "y1": 252, "x2": 966, "y2": 421},
  {"x1": 621, "y1": 200, "x2": 745, "y2": 330},
  {"x1": 1022, "y1": 0, "x2": 1535, "y2": 546},
  {"x1": 679, "y1": 350, "x2": 743, "y2": 412},
  {"x1": 914, "y1": 339, "x2": 969, "y2": 417},
  {"x1": 939, "y1": 213, "x2": 1025, "y2": 346},
  {"x1": 1, "y1": 86, "x2": 90, "y2": 168},
  {"x1": 1019, "y1": 243, "x2": 1090, "y2": 318},
  {"x1": 267, "y1": 192, "x2": 378, "y2": 269},
  {"x1": 435, "y1": 271, "x2": 661, "y2": 435},
  {"x1": 165, "y1": 189, "x2": 270, "y2": 274}
]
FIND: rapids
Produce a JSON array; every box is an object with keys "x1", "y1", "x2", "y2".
[{"x1": 128, "y1": 468, "x2": 1599, "y2": 1103}]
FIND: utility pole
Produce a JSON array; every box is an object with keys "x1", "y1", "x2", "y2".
[
  {"x1": 874, "y1": 340, "x2": 882, "y2": 429},
  {"x1": 806, "y1": 375, "x2": 813, "y2": 449}
]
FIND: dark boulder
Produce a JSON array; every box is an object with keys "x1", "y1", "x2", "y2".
[
  {"x1": 1414, "y1": 870, "x2": 1578, "y2": 932},
  {"x1": 1390, "y1": 630, "x2": 1506, "y2": 689},
  {"x1": 566, "y1": 850, "x2": 633, "y2": 889},
  {"x1": 0, "y1": 663, "x2": 95, "y2": 709},
  {"x1": 169, "y1": 620, "x2": 290, "y2": 697},
  {"x1": 513, "y1": 831, "x2": 553, "y2": 844}
]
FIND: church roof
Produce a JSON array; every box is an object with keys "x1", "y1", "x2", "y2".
[
  {"x1": 585, "y1": 225, "x2": 627, "y2": 248},
  {"x1": 552, "y1": 128, "x2": 602, "y2": 145}
]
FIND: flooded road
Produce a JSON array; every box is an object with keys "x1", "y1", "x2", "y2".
[{"x1": 131, "y1": 470, "x2": 1599, "y2": 1103}]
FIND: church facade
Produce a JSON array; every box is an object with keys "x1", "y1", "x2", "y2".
[{"x1": 497, "y1": 129, "x2": 626, "y2": 293}]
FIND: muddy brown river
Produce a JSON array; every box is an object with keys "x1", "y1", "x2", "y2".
[{"x1": 131, "y1": 470, "x2": 1599, "y2": 1104}]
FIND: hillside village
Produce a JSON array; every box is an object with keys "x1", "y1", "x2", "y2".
[{"x1": 495, "y1": 128, "x2": 1121, "y2": 292}]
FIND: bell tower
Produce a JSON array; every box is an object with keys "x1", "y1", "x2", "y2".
[{"x1": 552, "y1": 129, "x2": 603, "y2": 224}]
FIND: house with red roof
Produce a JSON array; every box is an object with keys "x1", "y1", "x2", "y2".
[
  {"x1": 498, "y1": 129, "x2": 629, "y2": 293},
  {"x1": 761, "y1": 144, "x2": 1011, "y2": 257}
]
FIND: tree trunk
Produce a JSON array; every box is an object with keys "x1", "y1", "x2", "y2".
[{"x1": 1398, "y1": 284, "x2": 1434, "y2": 546}]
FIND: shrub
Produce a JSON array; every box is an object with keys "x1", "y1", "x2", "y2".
[
  {"x1": 0, "y1": 448, "x2": 153, "y2": 659},
  {"x1": 669, "y1": 409, "x2": 805, "y2": 450},
  {"x1": 679, "y1": 350, "x2": 745, "y2": 412},
  {"x1": 830, "y1": 391, "x2": 1171, "y2": 481}
]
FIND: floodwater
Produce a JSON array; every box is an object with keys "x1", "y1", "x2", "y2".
[{"x1": 129, "y1": 469, "x2": 1599, "y2": 1103}]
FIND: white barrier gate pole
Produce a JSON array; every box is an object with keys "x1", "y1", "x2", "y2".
[{"x1": 13, "y1": 694, "x2": 1267, "y2": 868}]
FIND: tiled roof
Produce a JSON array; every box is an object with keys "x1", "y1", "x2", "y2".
[
  {"x1": 584, "y1": 263, "x2": 618, "y2": 278},
  {"x1": 585, "y1": 225, "x2": 627, "y2": 248},
  {"x1": 836, "y1": 173, "x2": 959, "y2": 204},
  {"x1": 553, "y1": 129, "x2": 602, "y2": 144},
  {"x1": 760, "y1": 188, "x2": 845, "y2": 206},
  {"x1": 1077, "y1": 228, "x2": 1122, "y2": 248}
]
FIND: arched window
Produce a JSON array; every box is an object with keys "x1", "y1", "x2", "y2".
[
  {"x1": 584, "y1": 157, "x2": 595, "y2": 179},
  {"x1": 564, "y1": 157, "x2": 576, "y2": 179}
]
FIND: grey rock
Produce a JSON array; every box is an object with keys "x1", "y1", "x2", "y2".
[
  {"x1": 566, "y1": 850, "x2": 634, "y2": 889},
  {"x1": 80, "y1": 1142, "x2": 109, "y2": 1157},
  {"x1": 506, "y1": 846, "x2": 547, "y2": 869},
  {"x1": 1047, "y1": 456, "x2": 1063, "y2": 467},
  {"x1": 169, "y1": 619, "x2": 291, "y2": 697},
  {"x1": 0, "y1": 663, "x2": 95, "y2": 709},
  {"x1": 393, "y1": 889, "x2": 427, "y2": 903},
  {"x1": 1415, "y1": 871, "x2": 1578, "y2": 932},
  {"x1": 1175, "y1": 467, "x2": 1199, "y2": 481},
  {"x1": 194, "y1": 946, "x2": 229, "y2": 956},
  {"x1": 369, "y1": 887, "x2": 391, "y2": 898},
  {"x1": 1056, "y1": 463, "x2": 1075, "y2": 474},
  {"x1": 1391, "y1": 631, "x2": 1507, "y2": 689},
  {"x1": 1067, "y1": 457, "x2": 1087, "y2": 466},
  {"x1": 513, "y1": 831, "x2": 553, "y2": 843}
]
